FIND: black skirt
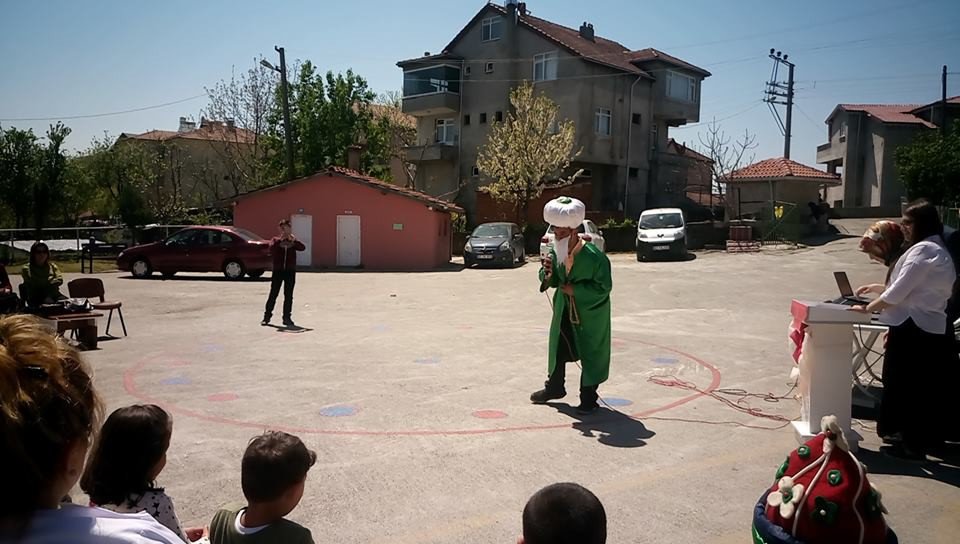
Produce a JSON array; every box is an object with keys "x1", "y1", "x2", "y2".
[{"x1": 879, "y1": 318, "x2": 957, "y2": 448}]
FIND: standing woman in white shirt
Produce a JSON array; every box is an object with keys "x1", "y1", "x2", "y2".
[{"x1": 853, "y1": 200, "x2": 956, "y2": 461}]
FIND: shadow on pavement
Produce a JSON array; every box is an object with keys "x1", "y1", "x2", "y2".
[
  {"x1": 856, "y1": 443, "x2": 960, "y2": 488},
  {"x1": 263, "y1": 324, "x2": 313, "y2": 333},
  {"x1": 801, "y1": 233, "x2": 859, "y2": 247},
  {"x1": 549, "y1": 403, "x2": 656, "y2": 448}
]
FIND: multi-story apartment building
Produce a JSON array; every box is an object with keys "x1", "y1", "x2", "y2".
[{"x1": 397, "y1": 1, "x2": 709, "y2": 221}]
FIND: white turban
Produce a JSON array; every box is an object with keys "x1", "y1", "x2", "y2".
[{"x1": 543, "y1": 196, "x2": 585, "y2": 228}]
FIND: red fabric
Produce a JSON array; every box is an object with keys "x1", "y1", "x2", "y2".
[
  {"x1": 790, "y1": 320, "x2": 807, "y2": 364},
  {"x1": 765, "y1": 433, "x2": 890, "y2": 543},
  {"x1": 270, "y1": 237, "x2": 305, "y2": 271}
]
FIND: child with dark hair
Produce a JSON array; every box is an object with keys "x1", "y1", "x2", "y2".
[
  {"x1": 520, "y1": 482, "x2": 606, "y2": 544},
  {"x1": 81, "y1": 404, "x2": 202, "y2": 542},
  {"x1": 209, "y1": 431, "x2": 317, "y2": 544}
]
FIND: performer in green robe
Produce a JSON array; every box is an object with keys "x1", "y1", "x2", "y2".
[{"x1": 531, "y1": 196, "x2": 612, "y2": 414}]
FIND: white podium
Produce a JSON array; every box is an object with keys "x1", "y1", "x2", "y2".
[{"x1": 790, "y1": 300, "x2": 872, "y2": 451}]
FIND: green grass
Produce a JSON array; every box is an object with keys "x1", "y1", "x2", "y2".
[{"x1": 8, "y1": 260, "x2": 118, "y2": 275}]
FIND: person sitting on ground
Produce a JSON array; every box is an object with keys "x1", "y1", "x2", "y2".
[
  {"x1": 752, "y1": 415, "x2": 897, "y2": 543},
  {"x1": 0, "y1": 314, "x2": 183, "y2": 543},
  {"x1": 82, "y1": 404, "x2": 205, "y2": 542},
  {"x1": 208, "y1": 431, "x2": 316, "y2": 544},
  {"x1": 0, "y1": 259, "x2": 18, "y2": 314},
  {"x1": 20, "y1": 241, "x2": 67, "y2": 308},
  {"x1": 856, "y1": 220, "x2": 906, "y2": 287},
  {"x1": 519, "y1": 482, "x2": 606, "y2": 544}
]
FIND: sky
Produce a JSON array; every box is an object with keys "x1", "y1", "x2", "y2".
[{"x1": 1, "y1": 0, "x2": 958, "y2": 169}]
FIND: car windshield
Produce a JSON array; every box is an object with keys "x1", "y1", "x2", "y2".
[
  {"x1": 472, "y1": 224, "x2": 510, "y2": 237},
  {"x1": 640, "y1": 213, "x2": 683, "y2": 229},
  {"x1": 231, "y1": 228, "x2": 264, "y2": 241}
]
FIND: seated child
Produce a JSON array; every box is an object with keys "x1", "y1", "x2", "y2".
[
  {"x1": 81, "y1": 404, "x2": 202, "y2": 542},
  {"x1": 209, "y1": 431, "x2": 316, "y2": 544},
  {"x1": 519, "y1": 482, "x2": 606, "y2": 544},
  {"x1": 752, "y1": 415, "x2": 898, "y2": 543}
]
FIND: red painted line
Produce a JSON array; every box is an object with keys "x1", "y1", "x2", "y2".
[{"x1": 122, "y1": 337, "x2": 722, "y2": 437}]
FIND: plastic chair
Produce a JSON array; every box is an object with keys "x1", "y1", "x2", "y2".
[{"x1": 67, "y1": 278, "x2": 126, "y2": 337}]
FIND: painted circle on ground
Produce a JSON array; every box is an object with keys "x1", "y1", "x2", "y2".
[
  {"x1": 206, "y1": 392, "x2": 239, "y2": 402},
  {"x1": 319, "y1": 405, "x2": 359, "y2": 417},
  {"x1": 472, "y1": 410, "x2": 508, "y2": 419},
  {"x1": 601, "y1": 397, "x2": 633, "y2": 407},
  {"x1": 653, "y1": 356, "x2": 679, "y2": 365},
  {"x1": 123, "y1": 333, "x2": 722, "y2": 436}
]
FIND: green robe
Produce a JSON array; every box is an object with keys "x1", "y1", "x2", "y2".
[{"x1": 538, "y1": 242, "x2": 612, "y2": 387}]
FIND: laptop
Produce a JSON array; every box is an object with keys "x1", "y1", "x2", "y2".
[{"x1": 830, "y1": 271, "x2": 871, "y2": 306}]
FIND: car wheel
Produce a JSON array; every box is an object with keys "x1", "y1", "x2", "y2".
[
  {"x1": 223, "y1": 259, "x2": 245, "y2": 280},
  {"x1": 132, "y1": 258, "x2": 152, "y2": 278},
  {"x1": 247, "y1": 270, "x2": 265, "y2": 279},
  {"x1": 161, "y1": 271, "x2": 177, "y2": 279},
  {"x1": 636, "y1": 249, "x2": 644, "y2": 262}
]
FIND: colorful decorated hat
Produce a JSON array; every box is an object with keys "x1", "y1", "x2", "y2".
[
  {"x1": 858, "y1": 220, "x2": 904, "y2": 264},
  {"x1": 543, "y1": 196, "x2": 585, "y2": 228},
  {"x1": 752, "y1": 416, "x2": 897, "y2": 544}
]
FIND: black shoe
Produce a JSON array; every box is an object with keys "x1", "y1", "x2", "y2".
[
  {"x1": 282, "y1": 319, "x2": 295, "y2": 328},
  {"x1": 261, "y1": 318, "x2": 270, "y2": 326},
  {"x1": 880, "y1": 432, "x2": 903, "y2": 445},
  {"x1": 575, "y1": 402, "x2": 599, "y2": 415},
  {"x1": 881, "y1": 444, "x2": 926, "y2": 463},
  {"x1": 530, "y1": 388, "x2": 566, "y2": 404}
]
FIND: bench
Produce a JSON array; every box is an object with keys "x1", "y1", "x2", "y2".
[
  {"x1": 40, "y1": 312, "x2": 104, "y2": 350},
  {"x1": 81, "y1": 242, "x2": 127, "y2": 273}
]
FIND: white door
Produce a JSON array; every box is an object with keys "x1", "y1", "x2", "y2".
[
  {"x1": 290, "y1": 214, "x2": 312, "y2": 267},
  {"x1": 337, "y1": 215, "x2": 361, "y2": 267}
]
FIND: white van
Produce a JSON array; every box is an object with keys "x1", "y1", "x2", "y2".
[{"x1": 636, "y1": 208, "x2": 687, "y2": 261}]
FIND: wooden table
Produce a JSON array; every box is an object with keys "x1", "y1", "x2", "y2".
[{"x1": 41, "y1": 312, "x2": 104, "y2": 350}]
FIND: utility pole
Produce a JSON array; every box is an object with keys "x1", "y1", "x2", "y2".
[
  {"x1": 941, "y1": 65, "x2": 948, "y2": 135},
  {"x1": 763, "y1": 49, "x2": 796, "y2": 159},
  {"x1": 262, "y1": 47, "x2": 295, "y2": 181}
]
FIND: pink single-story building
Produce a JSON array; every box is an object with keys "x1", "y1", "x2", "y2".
[{"x1": 232, "y1": 167, "x2": 463, "y2": 270}]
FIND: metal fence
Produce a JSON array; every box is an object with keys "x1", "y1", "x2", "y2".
[{"x1": 0, "y1": 225, "x2": 193, "y2": 265}]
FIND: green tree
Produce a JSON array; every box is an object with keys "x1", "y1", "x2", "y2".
[
  {"x1": 80, "y1": 134, "x2": 157, "y2": 226},
  {"x1": 0, "y1": 126, "x2": 39, "y2": 228},
  {"x1": 32, "y1": 123, "x2": 72, "y2": 235},
  {"x1": 476, "y1": 82, "x2": 581, "y2": 225},
  {"x1": 896, "y1": 123, "x2": 960, "y2": 206},
  {"x1": 57, "y1": 156, "x2": 105, "y2": 226}
]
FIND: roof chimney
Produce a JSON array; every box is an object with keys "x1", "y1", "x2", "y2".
[
  {"x1": 579, "y1": 22, "x2": 595, "y2": 42},
  {"x1": 178, "y1": 117, "x2": 196, "y2": 133},
  {"x1": 518, "y1": 2, "x2": 527, "y2": 15},
  {"x1": 347, "y1": 144, "x2": 363, "y2": 172}
]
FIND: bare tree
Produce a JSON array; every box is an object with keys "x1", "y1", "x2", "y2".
[
  {"x1": 374, "y1": 91, "x2": 417, "y2": 187},
  {"x1": 697, "y1": 119, "x2": 757, "y2": 217},
  {"x1": 202, "y1": 58, "x2": 278, "y2": 195}
]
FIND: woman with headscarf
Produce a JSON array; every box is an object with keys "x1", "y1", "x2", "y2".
[
  {"x1": 851, "y1": 200, "x2": 956, "y2": 461},
  {"x1": 855, "y1": 220, "x2": 906, "y2": 295},
  {"x1": 20, "y1": 242, "x2": 66, "y2": 308}
]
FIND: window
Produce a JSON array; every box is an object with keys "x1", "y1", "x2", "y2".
[
  {"x1": 666, "y1": 71, "x2": 697, "y2": 102},
  {"x1": 495, "y1": 111, "x2": 503, "y2": 122},
  {"x1": 481, "y1": 17, "x2": 502, "y2": 42},
  {"x1": 632, "y1": 113, "x2": 642, "y2": 125},
  {"x1": 839, "y1": 123, "x2": 848, "y2": 142},
  {"x1": 463, "y1": 114, "x2": 471, "y2": 126},
  {"x1": 485, "y1": 62, "x2": 494, "y2": 74},
  {"x1": 464, "y1": 66, "x2": 472, "y2": 76},
  {"x1": 435, "y1": 119, "x2": 458, "y2": 144},
  {"x1": 402, "y1": 65, "x2": 461, "y2": 97},
  {"x1": 472, "y1": 166, "x2": 480, "y2": 176},
  {"x1": 533, "y1": 52, "x2": 558, "y2": 81},
  {"x1": 480, "y1": 113, "x2": 488, "y2": 124},
  {"x1": 595, "y1": 108, "x2": 612, "y2": 136},
  {"x1": 629, "y1": 167, "x2": 639, "y2": 178}
]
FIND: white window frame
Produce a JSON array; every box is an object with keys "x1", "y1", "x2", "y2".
[
  {"x1": 435, "y1": 118, "x2": 458, "y2": 145},
  {"x1": 665, "y1": 71, "x2": 697, "y2": 103},
  {"x1": 839, "y1": 122, "x2": 848, "y2": 141},
  {"x1": 533, "y1": 51, "x2": 558, "y2": 82},
  {"x1": 481, "y1": 17, "x2": 502, "y2": 42},
  {"x1": 595, "y1": 108, "x2": 612, "y2": 137},
  {"x1": 485, "y1": 62, "x2": 494, "y2": 74}
]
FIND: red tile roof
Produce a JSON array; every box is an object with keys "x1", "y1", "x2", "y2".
[
  {"x1": 910, "y1": 95, "x2": 960, "y2": 114},
  {"x1": 232, "y1": 167, "x2": 464, "y2": 214},
  {"x1": 725, "y1": 158, "x2": 840, "y2": 184},
  {"x1": 667, "y1": 138, "x2": 713, "y2": 163},
  {"x1": 121, "y1": 120, "x2": 258, "y2": 145},
  {"x1": 833, "y1": 104, "x2": 936, "y2": 128},
  {"x1": 628, "y1": 48, "x2": 711, "y2": 76}
]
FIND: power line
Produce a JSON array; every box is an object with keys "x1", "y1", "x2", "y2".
[
  {"x1": 0, "y1": 94, "x2": 206, "y2": 122},
  {"x1": 672, "y1": 100, "x2": 765, "y2": 130}
]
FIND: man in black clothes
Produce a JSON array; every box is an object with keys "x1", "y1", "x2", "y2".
[{"x1": 262, "y1": 219, "x2": 305, "y2": 328}]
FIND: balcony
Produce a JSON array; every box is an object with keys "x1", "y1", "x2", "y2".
[
  {"x1": 816, "y1": 141, "x2": 844, "y2": 163},
  {"x1": 402, "y1": 92, "x2": 460, "y2": 116},
  {"x1": 404, "y1": 143, "x2": 457, "y2": 163}
]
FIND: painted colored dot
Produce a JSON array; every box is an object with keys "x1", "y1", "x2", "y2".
[
  {"x1": 161, "y1": 376, "x2": 190, "y2": 385},
  {"x1": 653, "y1": 356, "x2": 679, "y2": 365},
  {"x1": 201, "y1": 344, "x2": 223, "y2": 353},
  {"x1": 472, "y1": 410, "x2": 508, "y2": 419},
  {"x1": 206, "y1": 392, "x2": 238, "y2": 402},
  {"x1": 602, "y1": 397, "x2": 633, "y2": 407},
  {"x1": 776, "y1": 457, "x2": 790, "y2": 479},
  {"x1": 612, "y1": 339, "x2": 628, "y2": 348},
  {"x1": 372, "y1": 325, "x2": 389, "y2": 332},
  {"x1": 319, "y1": 405, "x2": 358, "y2": 417},
  {"x1": 827, "y1": 470, "x2": 843, "y2": 486},
  {"x1": 798, "y1": 445, "x2": 811, "y2": 458},
  {"x1": 414, "y1": 356, "x2": 440, "y2": 365}
]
